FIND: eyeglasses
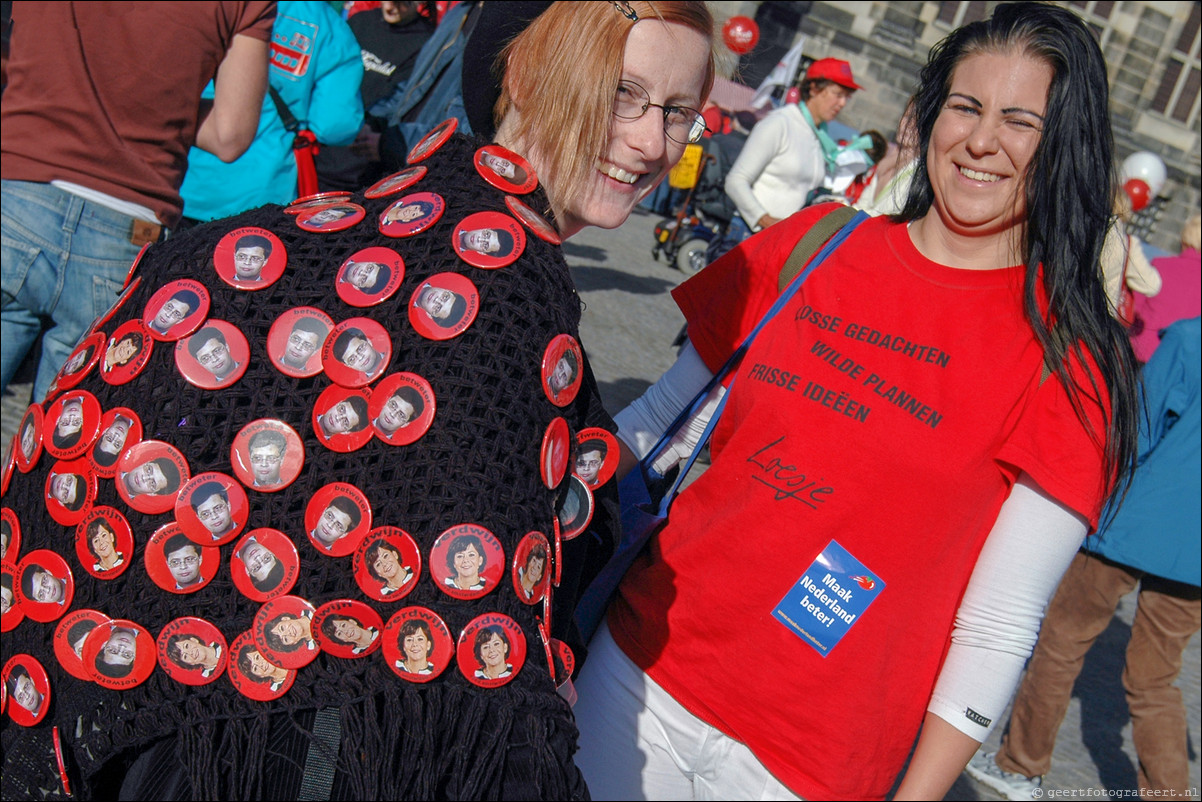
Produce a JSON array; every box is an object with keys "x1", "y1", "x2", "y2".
[
  {"x1": 197, "y1": 500, "x2": 229, "y2": 521},
  {"x1": 168, "y1": 555, "x2": 200, "y2": 570},
  {"x1": 612, "y1": 80, "x2": 707, "y2": 145}
]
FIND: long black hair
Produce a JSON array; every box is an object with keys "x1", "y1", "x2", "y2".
[{"x1": 899, "y1": 1, "x2": 1138, "y2": 505}]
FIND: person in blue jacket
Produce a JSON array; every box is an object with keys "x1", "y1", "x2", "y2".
[
  {"x1": 968, "y1": 316, "x2": 1201, "y2": 800},
  {"x1": 180, "y1": 0, "x2": 364, "y2": 222}
]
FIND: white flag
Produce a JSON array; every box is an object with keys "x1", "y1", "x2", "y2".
[{"x1": 750, "y1": 36, "x2": 806, "y2": 109}]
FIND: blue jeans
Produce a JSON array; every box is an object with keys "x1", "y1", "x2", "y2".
[{"x1": 2, "y1": 180, "x2": 145, "y2": 400}]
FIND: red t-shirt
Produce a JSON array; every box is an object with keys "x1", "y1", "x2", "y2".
[
  {"x1": 608, "y1": 205, "x2": 1109, "y2": 800},
  {"x1": 1, "y1": 2, "x2": 275, "y2": 227}
]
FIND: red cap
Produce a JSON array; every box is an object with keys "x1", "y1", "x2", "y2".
[{"x1": 806, "y1": 58, "x2": 861, "y2": 90}]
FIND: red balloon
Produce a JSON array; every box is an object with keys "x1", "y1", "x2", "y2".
[
  {"x1": 1123, "y1": 178, "x2": 1151, "y2": 212},
  {"x1": 722, "y1": 16, "x2": 759, "y2": 55}
]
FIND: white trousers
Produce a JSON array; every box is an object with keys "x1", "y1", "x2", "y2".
[{"x1": 573, "y1": 621, "x2": 803, "y2": 801}]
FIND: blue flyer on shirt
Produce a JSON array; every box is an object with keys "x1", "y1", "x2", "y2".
[{"x1": 772, "y1": 539, "x2": 885, "y2": 657}]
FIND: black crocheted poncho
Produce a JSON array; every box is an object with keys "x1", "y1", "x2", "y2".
[{"x1": 0, "y1": 132, "x2": 617, "y2": 800}]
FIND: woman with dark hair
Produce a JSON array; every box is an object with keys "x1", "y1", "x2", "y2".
[
  {"x1": 365, "y1": 539, "x2": 413, "y2": 594},
  {"x1": 236, "y1": 644, "x2": 289, "y2": 692},
  {"x1": 395, "y1": 618, "x2": 436, "y2": 675},
  {"x1": 472, "y1": 626, "x2": 512, "y2": 680},
  {"x1": 264, "y1": 611, "x2": 315, "y2": 653},
  {"x1": 166, "y1": 633, "x2": 223, "y2": 677},
  {"x1": 517, "y1": 544, "x2": 548, "y2": 600},
  {"x1": 442, "y1": 533, "x2": 486, "y2": 591},
  {"x1": 86, "y1": 518, "x2": 125, "y2": 573},
  {"x1": 103, "y1": 330, "x2": 143, "y2": 372},
  {"x1": 320, "y1": 615, "x2": 379, "y2": 654},
  {"x1": 575, "y1": 4, "x2": 1141, "y2": 800}
]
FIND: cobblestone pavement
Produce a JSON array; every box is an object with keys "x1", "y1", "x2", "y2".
[{"x1": 2, "y1": 208, "x2": 1197, "y2": 800}]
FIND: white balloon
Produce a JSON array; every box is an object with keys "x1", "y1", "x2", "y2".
[{"x1": 1121, "y1": 151, "x2": 1167, "y2": 196}]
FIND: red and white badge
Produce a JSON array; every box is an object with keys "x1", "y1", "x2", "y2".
[
  {"x1": 157, "y1": 616, "x2": 228, "y2": 686},
  {"x1": 552, "y1": 517, "x2": 563, "y2": 587},
  {"x1": 124, "y1": 243, "x2": 151, "y2": 289},
  {"x1": 378, "y1": 192, "x2": 444, "y2": 238},
  {"x1": 228, "y1": 629, "x2": 295, "y2": 701},
  {"x1": 322, "y1": 317, "x2": 391, "y2": 388},
  {"x1": 213, "y1": 227, "x2": 286, "y2": 289},
  {"x1": 551, "y1": 638, "x2": 576, "y2": 689},
  {"x1": 574, "y1": 427, "x2": 619, "y2": 488},
  {"x1": 252, "y1": 595, "x2": 320, "y2": 670},
  {"x1": 3, "y1": 654, "x2": 51, "y2": 726},
  {"x1": 143, "y1": 279, "x2": 210, "y2": 342},
  {"x1": 285, "y1": 191, "x2": 352, "y2": 214},
  {"x1": 90, "y1": 275, "x2": 142, "y2": 339},
  {"x1": 15, "y1": 550, "x2": 73, "y2": 622},
  {"x1": 540, "y1": 417, "x2": 570, "y2": 490},
  {"x1": 144, "y1": 522, "x2": 217, "y2": 595},
  {"x1": 116, "y1": 440, "x2": 190, "y2": 514},
  {"x1": 176, "y1": 320, "x2": 250, "y2": 390},
  {"x1": 474, "y1": 145, "x2": 538, "y2": 194},
  {"x1": 369, "y1": 373, "x2": 435, "y2": 445},
  {"x1": 1, "y1": 508, "x2": 20, "y2": 563},
  {"x1": 556, "y1": 475, "x2": 594, "y2": 541},
  {"x1": 304, "y1": 483, "x2": 371, "y2": 557},
  {"x1": 364, "y1": 165, "x2": 427, "y2": 199},
  {"x1": 53, "y1": 608, "x2": 110, "y2": 681},
  {"x1": 231, "y1": 528, "x2": 299, "y2": 602},
  {"x1": 406, "y1": 118, "x2": 457, "y2": 164},
  {"x1": 313, "y1": 599, "x2": 383, "y2": 659},
  {"x1": 296, "y1": 202, "x2": 365, "y2": 233},
  {"x1": 336, "y1": 247, "x2": 405, "y2": 306},
  {"x1": 45, "y1": 457, "x2": 96, "y2": 526},
  {"x1": 1, "y1": 560, "x2": 25, "y2": 632},
  {"x1": 175, "y1": 472, "x2": 248, "y2": 546},
  {"x1": 408, "y1": 272, "x2": 479, "y2": 341},
  {"x1": 431, "y1": 524, "x2": 503, "y2": 600},
  {"x1": 2, "y1": 440, "x2": 16, "y2": 496},
  {"x1": 55, "y1": 332, "x2": 106, "y2": 390},
  {"x1": 505, "y1": 195, "x2": 562, "y2": 245},
  {"x1": 100, "y1": 319, "x2": 153, "y2": 386},
  {"x1": 75, "y1": 506, "x2": 134, "y2": 580},
  {"x1": 231, "y1": 419, "x2": 305, "y2": 492},
  {"x1": 452, "y1": 211, "x2": 525, "y2": 269},
  {"x1": 82, "y1": 619, "x2": 156, "y2": 690},
  {"x1": 541, "y1": 334, "x2": 583, "y2": 407},
  {"x1": 353, "y1": 526, "x2": 420, "y2": 602},
  {"x1": 512, "y1": 531, "x2": 551, "y2": 605},
  {"x1": 89, "y1": 407, "x2": 142, "y2": 478},
  {"x1": 312, "y1": 385, "x2": 373, "y2": 453},
  {"x1": 457, "y1": 613, "x2": 526, "y2": 688},
  {"x1": 383, "y1": 606, "x2": 453, "y2": 682},
  {"x1": 268, "y1": 307, "x2": 333, "y2": 378},
  {"x1": 43, "y1": 390, "x2": 101, "y2": 461},
  {"x1": 14, "y1": 404, "x2": 44, "y2": 474}
]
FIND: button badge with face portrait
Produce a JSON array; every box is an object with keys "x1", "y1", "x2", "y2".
[
  {"x1": 304, "y1": 483, "x2": 372, "y2": 557},
  {"x1": 431, "y1": 524, "x2": 503, "y2": 601},
  {"x1": 2, "y1": 560, "x2": 26, "y2": 633},
  {"x1": 284, "y1": 191, "x2": 352, "y2": 214},
  {"x1": 3, "y1": 654, "x2": 52, "y2": 726},
  {"x1": 406, "y1": 117, "x2": 457, "y2": 164},
  {"x1": 228, "y1": 629, "x2": 295, "y2": 701},
  {"x1": 474, "y1": 144, "x2": 539, "y2": 195},
  {"x1": 230, "y1": 528, "x2": 299, "y2": 603},
  {"x1": 15, "y1": 550, "x2": 74, "y2": 623},
  {"x1": 505, "y1": 195, "x2": 562, "y2": 245},
  {"x1": 408, "y1": 272, "x2": 479, "y2": 341},
  {"x1": 369, "y1": 373, "x2": 435, "y2": 446},
  {"x1": 539, "y1": 417, "x2": 570, "y2": 491},
  {"x1": 268, "y1": 307, "x2": 334, "y2": 379},
  {"x1": 145, "y1": 522, "x2": 218, "y2": 595},
  {"x1": 364, "y1": 165, "x2": 427, "y2": 199},
  {"x1": 213, "y1": 227, "x2": 287, "y2": 290},
  {"x1": 457, "y1": 613, "x2": 526, "y2": 689},
  {"x1": 512, "y1": 531, "x2": 551, "y2": 605},
  {"x1": 541, "y1": 334, "x2": 584, "y2": 407},
  {"x1": 312, "y1": 385, "x2": 373, "y2": 453},
  {"x1": 53, "y1": 608, "x2": 111, "y2": 681},
  {"x1": 116, "y1": 440, "x2": 190, "y2": 515},
  {"x1": 54, "y1": 332, "x2": 106, "y2": 391},
  {"x1": 45, "y1": 457, "x2": 96, "y2": 526},
  {"x1": 1, "y1": 508, "x2": 20, "y2": 564},
  {"x1": 100, "y1": 319, "x2": 153, "y2": 386},
  {"x1": 253, "y1": 595, "x2": 320, "y2": 670},
  {"x1": 336, "y1": 247, "x2": 405, "y2": 307},
  {"x1": 353, "y1": 526, "x2": 421, "y2": 602},
  {"x1": 157, "y1": 616, "x2": 229, "y2": 686},
  {"x1": 231, "y1": 419, "x2": 305, "y2": 492},
  {"x1": 452, "y1": 211, "x2": 526, "y2": 270},
  {"x1": 574, "y1": 427, "x2": 619, "y2": 488},
  {"x1": 89, "y1": 407, "x2": 142, "y2": 479},
  {"x1": 383, "y1": 606, "x2": 453, "y2": 683},
  {"x1": 75, "y1": 506, "x2": 134, "y2": 580},
  {"x1": 556, "y1": 475, "x2": 595, "y2": 542},
  {"x1": 175, "y1": 472, "x2": 248, "y2": 546},
  {"x1": 296, "y1": 202, "x2": 366, "y2": 233},
  {"x1": 82, "y1": 619, "x2": 156, "y2": 690},
  {"x1": 43, "y1": 390, "x2": 101, "y2": 461},
  {"x1": 322, "y1": 318, "x2": 391, "y2": 388},
  {"x1": 378, "y1": 192, "x2": 445, "y2": 239},
  {"x1": 176, "y1": 320, "x2": 250, "y2": 390},
  {"x1": 142, "y1": 279, "x2": 210, "y2": 342},
  {"x1": 313, "y1": 599, "x2": 383, "y2": 659},
  {"x1": 14, "y1": 404, "x2": 44, "y2": 474}
]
